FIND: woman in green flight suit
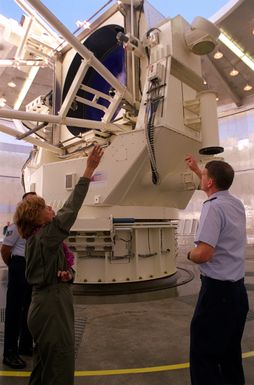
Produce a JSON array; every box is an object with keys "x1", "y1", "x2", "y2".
[{"x1": 14, "y1": 145, "x2": 103, "y2": 385}]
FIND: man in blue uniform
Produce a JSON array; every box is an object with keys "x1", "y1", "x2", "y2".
[
  {"x1": 185, "y1": 155, "x2": 249, "y2": 385},
  {"x1": 1, "y1": 192, "x2": 36, "y2": 369}
]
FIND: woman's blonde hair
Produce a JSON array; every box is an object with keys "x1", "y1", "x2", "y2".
[{"x1": 14, "y1": 196, "x2": 46, "y2": 238}]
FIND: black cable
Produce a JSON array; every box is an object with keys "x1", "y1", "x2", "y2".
[{"x1": 146, "y1": 83, "x2": 160, "y2": 184}]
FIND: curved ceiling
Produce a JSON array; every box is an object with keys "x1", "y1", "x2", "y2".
[{"x1": 203, "y1": 0, "x2": 254, "y2": 107}]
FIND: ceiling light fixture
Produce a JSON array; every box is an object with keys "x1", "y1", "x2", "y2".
[
  {"x1": 229, "y1": 68, "x2": 239, "y2": 77},
  {"x1": 241, "y1": 55, "x2": 254, "y2": 71},
  {"x1": 243, "y1": 83, "x2": 253, "y2": 91},
  {"x1": 0, "y1": 97, "x2": 7, "y2": 107},
  {"x1": 8, "y1": 80, "x2": 17, "y2": 88},
  {"x1": 213, "y1": 50, "x2": 223, "y2": 59},
  {"x1": 219, "y1": 31, "x2": 254, "y2": 71}
]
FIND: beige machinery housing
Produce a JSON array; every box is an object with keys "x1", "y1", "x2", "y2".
[{"x1": 0, "y1": 0, "x2": 222, "y2": 285}]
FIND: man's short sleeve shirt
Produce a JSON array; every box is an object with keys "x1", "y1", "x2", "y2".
[
  {"x1": 194, "y1": 190, "x2": 246, "y2": 281},
  {"x1": 2, "y1": 223, "x2": 26, "y2": 257}
]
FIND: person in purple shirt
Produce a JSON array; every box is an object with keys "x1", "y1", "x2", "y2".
[{"x1": 185, "y1": 155, "x2": 249, "y2": 385}]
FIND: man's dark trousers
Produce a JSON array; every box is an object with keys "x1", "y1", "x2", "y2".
[{"x1": 190, "y1": 276, "x2": 249, "y2": 385}]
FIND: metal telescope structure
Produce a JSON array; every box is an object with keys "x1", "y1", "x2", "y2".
[{"x1": 0, "y1": 0, "x2": 223, "y2": 287}]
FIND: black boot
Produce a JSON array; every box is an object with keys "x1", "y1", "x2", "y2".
[{"x1": 3, "y1": 352, "x2": 26, "y2": 369}]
